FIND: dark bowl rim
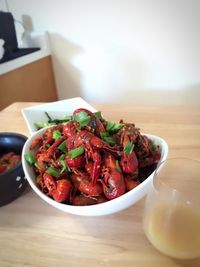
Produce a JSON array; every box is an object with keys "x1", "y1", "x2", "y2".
[
  {"x1": 0, "y1": 132, "x2": 28, "y2": 178},
  {"x1": 0, "y1": 132, "x2": 28, "y2": 139}
]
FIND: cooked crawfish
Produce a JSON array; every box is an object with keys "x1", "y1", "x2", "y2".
[
  {"x1": 101, "y1": 154, "x2": 126, "y2": 200},
  {"x1": 71, "y1": 194, "x2": 107, "y2": 206},
  {"x1": 119, "y1": 124, "x2": 139, "y2": 174},
  {"x1": 0, "y1": 152, "x2": 21, "y2": 174},
  {"x1": 71, "y1": 171, "x2": 103, "y2": 196},
  {"x1": 68, "y1": 129, "x2": 118, "y2": 185},
  {"x1": 73, "y1": 108, "x2": 105, "y2": 135},
  {"x1": 42, "y1": 173, "x2": 72, "y2": 203},
  {"x1": 124, "y1": 172, "x2": 140, "y2": 191},
  {"x1": 26, "y1": 107, "x2": 161, "y2": 206}
]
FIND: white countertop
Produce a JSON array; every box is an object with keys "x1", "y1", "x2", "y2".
[{"x1": 0, "y1": 31, "x2": 51, "y2": 75}]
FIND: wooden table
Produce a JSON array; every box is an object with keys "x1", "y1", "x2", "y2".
[{"x1": 0, "y1": 102, "x2": 200, "y2": 267}]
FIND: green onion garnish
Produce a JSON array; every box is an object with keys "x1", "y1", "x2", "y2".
[
  {"x1": 94, "y1": 111, "x2": 103, "y2": 119},
  {"x1": 59, "y1": 154, "x2": 66, "y2": 160},
  {"x1": 34, "y1": 161, "x2": 41, "y2": 170},
  {"x1": 60, "y1": 159, "x2": 68, "y2": 173},
  {"x1": 24, "y1": 151, "x2": 36, "y2": 165},
  {"x1": 100, "y1": 132, "x2": 115, "y2": 146},
  {"x1": 45, "y1": 167, "x2": 60, "y2": 178},
  {"x1": 34, "y1": 121, "x2": 53, "y2": 130},
  {"x1": 124, "y1": 141, "x2": 135, "y2": 154},
  {"x1": 73, "y1": 111, "x2": 90, "y2": 128},
  {"x1": 58, "y1": 140, "x2": 67, "y2": 152},
  {"x1": 68, "y1": 146, "x2": 85, "y2": 159},
  {"x1": 53, "y1": 129, "x2": 62, "y2": 141},
  {"x1": 106, "y1": 121, "x2": 123, "y2": 133},
  {"x1": 115, "y1": 160, "x2": 122, "y2": 172},
  {"x1": 152, "y1": 144, "x2": 158, "y2": 151},
  {"x1": 60, "y1": 115, "x2": 73, "y2": 121}
]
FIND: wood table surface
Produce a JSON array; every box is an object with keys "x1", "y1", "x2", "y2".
[{"x1": 0, "y1": 102, "x2": 200, "y2": 267}]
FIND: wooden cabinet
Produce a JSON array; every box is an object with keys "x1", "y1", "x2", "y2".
[{"x1": 0, "y1": 56, "x2": 57, "y2": 110}]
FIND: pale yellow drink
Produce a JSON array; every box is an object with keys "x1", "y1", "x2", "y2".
[{"x1": 144, "y1": 201, "x2": 200, "y2": 259}]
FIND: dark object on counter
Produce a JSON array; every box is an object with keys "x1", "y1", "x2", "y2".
[
  {"x1": 0, "y1": 11, "x2": 40, "y2": 63},
  {"x1": 0, "y1": 133, "x2": 28, "y2": 207}
]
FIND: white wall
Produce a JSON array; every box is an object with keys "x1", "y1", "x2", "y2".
[{"x1": 3, "y1": 0, "x2": 200, "y2": 104}]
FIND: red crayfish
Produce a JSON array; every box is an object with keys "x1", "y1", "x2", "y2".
[
  {"x1": 41, "y1": 173, "x2": 72, "y2": 203},
  {"x1": 28, "y1": 107, "x2": 161, "y2": 206},
  {"x1": 101, "y1": 153, "x2": 126, "y2": 200},
  {"x1": 64, "y1": 109, "x2": 118, "y2": 185}
]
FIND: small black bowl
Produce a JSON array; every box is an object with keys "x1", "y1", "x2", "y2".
[{"x1": 0, "y1": 132, "x2": 28, "y2": 207}]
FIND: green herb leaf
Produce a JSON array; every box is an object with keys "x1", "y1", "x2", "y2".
[
  {"x1": 68, "y1": 146, "x2": 85, "y2": 159},
  {"x1": 124, "y1": 141, "x2": 135, "y2": 154},
  {"x1": 73, "y1": 111, "x2": 90, "y2": 128},
  {"x1": 24, "y1": 151, "x2": 36, "y2": 165},
  {"x1": 53, "y1": 130, "x2": 62, "y2": 141},
  {"x1": 106, "y1": 121, "x2": 123, "y2": 133}
]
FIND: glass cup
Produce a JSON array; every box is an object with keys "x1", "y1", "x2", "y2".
[{"x1": 143, "y1": 158, "x2": 200, "y2": 259}]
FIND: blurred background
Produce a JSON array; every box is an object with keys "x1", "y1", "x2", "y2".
[{"x1": 1, "y1": 0, "x2": 200, "y2": 105}]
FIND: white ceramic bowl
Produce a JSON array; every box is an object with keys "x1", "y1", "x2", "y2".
[
  {"x1": 22, "y1": 97, "x2": 96, "y2": 135},
  {"x1": 22, "y1": 128, "x2": 168, "y2": 216},
  {"x1": 0, "y1": 39, "x2": 5, "y2": 60}
]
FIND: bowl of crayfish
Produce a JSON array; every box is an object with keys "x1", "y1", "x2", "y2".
[
  {"x1": 22, "y1": 108, "x2": 168, "y2": 216},
  {"x1": 0, "y1": 132, "x2": 28, "y2": 207}
]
